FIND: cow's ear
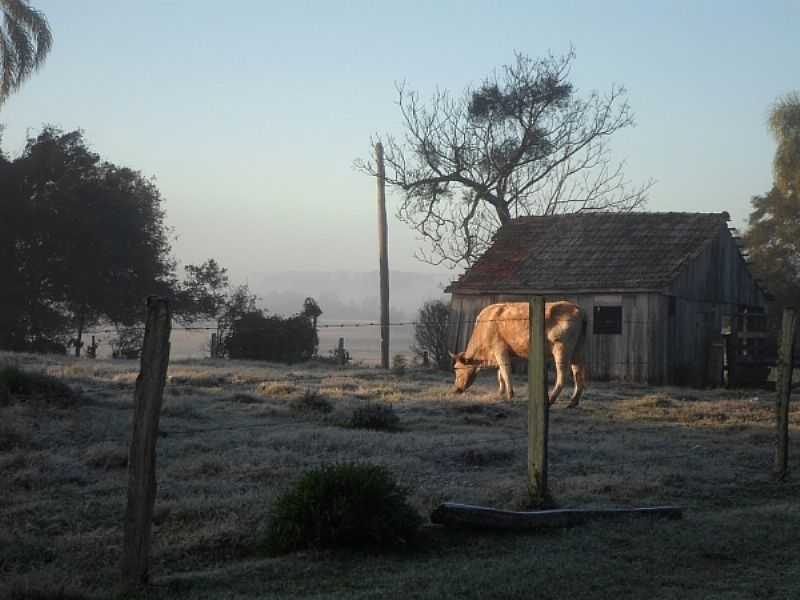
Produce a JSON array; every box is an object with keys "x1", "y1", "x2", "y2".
[{"x1": 448, "y1": 351, "x2": 456, "y2": 359}]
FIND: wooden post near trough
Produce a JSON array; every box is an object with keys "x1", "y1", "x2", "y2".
[
  {"x1": 121, "y1": 297, "x2": 171, "y2": 590},
  {"x1": 528, "y1": 296, "x2": 548, "y2": 500},
  {"x1": 775, "y1": 307, "x2": 797, "y2": 480}
]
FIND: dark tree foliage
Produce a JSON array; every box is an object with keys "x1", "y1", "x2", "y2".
[
  {"x1": 745, "y1": 187, "x2": 800, "y2": 332},
  {"x1": 358, "y1": 50, "x2": 652, "y2": 267},
  {"x1": 302, "y1": 297, "x2": 322, "y2": 318},
  {"x1": 412, "y1": 300, "x2": 451, "y2": 370},
  {"x1": 0, "y1": 127, "x2": 176, "y2": 353},
  {"x1": 212, "y1": 284, "x2": 259, "y2": 357},
  {"x1": 174, "y1": 259, "x2": 230, "y2": 323},
  {"x1": 225, "y1": 311, "x2": 318, "y2": 363}
]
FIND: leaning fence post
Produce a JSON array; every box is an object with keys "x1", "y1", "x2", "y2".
[
  {"x1": 528, "y1": 296, "x2": 548, "y2": 500},
  {"x1": 775, "y1": 307, "x2": 797, "y2": 480},
  {"x1": 121, "y1": 297, "x2": 171, "y2": 589}
]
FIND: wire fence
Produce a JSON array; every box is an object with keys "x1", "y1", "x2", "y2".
[{"x1": 82, "y1": 315, "x2": 607, "y2": 336}]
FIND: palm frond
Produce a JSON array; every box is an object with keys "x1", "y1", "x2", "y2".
[{"x1": 0, "y1": 0, "x2": 52, "y2": 103}]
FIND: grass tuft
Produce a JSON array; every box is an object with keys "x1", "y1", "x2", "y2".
[
  {"x1": 83, "y1": 442, "x2": 128, "y2": 470},
  {"x1": 290, "y1": 388, "x2": 333, "y2": 414},
  {"x1": 257, "y1": 382, "x2": 299, "y2": 396},
  {"x1": 349, "y1": 402, "x2": 400, "y2": 431}
]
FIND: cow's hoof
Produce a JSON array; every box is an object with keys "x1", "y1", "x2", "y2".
[{"x1": 566, "y1": 401, "x2": 579, "y2": 409}]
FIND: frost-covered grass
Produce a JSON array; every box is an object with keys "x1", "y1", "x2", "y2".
[{"x1": 1, "y1": 351, "x2": 798, "y2": 599}]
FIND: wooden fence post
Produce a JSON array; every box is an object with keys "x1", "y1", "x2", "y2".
[
  {"x1": 775, "y1": 307, "x2": 797, "y2": 480},
  {"x1": 528, "y1": 296, "x2": 548, "y2": 500},
  {"x1": 122, "y1": 297, "x2": 171, "y2": 589},
  {"x1": 337, "y1": 337, "x2": 346, "y2": 366}
]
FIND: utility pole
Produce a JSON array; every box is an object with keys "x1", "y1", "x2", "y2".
[{"x1": 376, "y1": 142, "x2": 390, "y2": 369}]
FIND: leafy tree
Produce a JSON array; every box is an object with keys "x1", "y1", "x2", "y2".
[
  {"x1": 0, "y1": 0, "x2": 52, "y2": 103},
  {"x1": 412, "y1": 300, "x2": 451, "y2": 370},
  {"x1": 213, "y1": 284, "x2": 259, "y2": 357},
  {"x1": 745, "y1": 93, "x2": 800, "y2": 334},
  {"x1": 769, "y1": 91, "x2": 800, "y2": 198},
  {"x1": 358, "y1": 50, "x2": 652, "y2": 267},
  {"x1": 745, "y1": 188, "x2": 800, "y2": 326},
  {"x1": 302, "y1": 297, "x2": 322, "y2": 329},
  {"x1": 175, "y1": 258, "x2": 230, "y2": 323},
  {"x1": 0, "y1": 127, "x2": 176, "y2": 353}
]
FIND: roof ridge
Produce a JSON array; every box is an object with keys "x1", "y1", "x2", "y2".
[
  {"x1": 451, "y1": 211, "x2": 734, "y2": 293},
  {"x1": 511, "y1": 211, "x2": 730, "y2": 223}
]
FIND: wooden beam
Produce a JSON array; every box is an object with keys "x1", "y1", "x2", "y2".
[
  {"x1": 528, "y1": 297, "x2": 547, "y2": 500},
  {"x1": 431, "y1": 502, "x2": 683, "y2": 530}
]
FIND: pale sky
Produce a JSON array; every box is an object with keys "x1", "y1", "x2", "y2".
[{"x1": 2, "y1": 1, "x2": 795, "y2": 285}]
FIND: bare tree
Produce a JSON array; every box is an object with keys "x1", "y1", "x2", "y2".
[
  {"x1": 1, "y1": 0, "x2": 52, "y2": 103},
  {"x1": 357, "y1": 50, "x2": 653, "y2": 267},
  {"x1": 412, "y1": 300, "x2": 450, "y2": 371}
]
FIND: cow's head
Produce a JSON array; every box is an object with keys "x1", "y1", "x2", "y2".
[{"x1": 451, "y1": 352, "x2": 480, "y2": 394}]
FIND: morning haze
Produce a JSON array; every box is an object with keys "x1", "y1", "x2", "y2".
[{"x1": 2, "y1": 1, "x2": 794, "y2": 299}]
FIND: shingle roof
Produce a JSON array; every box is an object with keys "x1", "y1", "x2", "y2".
[{"x1": 448, "y1": 212, "x2": 731, "y2": 293}]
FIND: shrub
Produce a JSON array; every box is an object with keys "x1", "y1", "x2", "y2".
[
  {"x1": 264, "y1": 463, "x2": 422, "y2": 554},
  {"x1": 0, "y1": 366, "x2": 76, "y2": 406},
  {"x1": 290, "y1": 389, "x2": 333, "y2": 414},
  {"x1": 349, "y1": 402, "x2": 400, "y2": 432},
  {"x1": 225, "y1": 311, "x2": 317, "y2": 363}
]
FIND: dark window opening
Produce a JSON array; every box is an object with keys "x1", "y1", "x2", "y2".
[{"x1": 594, "y1": 306, "x2": 622, "y2": 335}]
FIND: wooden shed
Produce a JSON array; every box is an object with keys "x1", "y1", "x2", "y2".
[{"x1": 446, "y1": 212, "x2": 769, "y2": 386}]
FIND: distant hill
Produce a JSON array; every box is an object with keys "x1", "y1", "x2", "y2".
[{"x1": 252, "y1": 270, "x2": 452, "y2": 321}]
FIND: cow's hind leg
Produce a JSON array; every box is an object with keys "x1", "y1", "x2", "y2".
[
  {"x1": 548, "y1": 342, "x2": 568, "y2": 405},
  {"x1": 495, "y1": 351, "x2": 514, "y2": 401},
  {"x1": 567, "y1": 362, "x2": 586, "y2": 408}
]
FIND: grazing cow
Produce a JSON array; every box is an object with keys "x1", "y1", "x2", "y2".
[{"x1": 451, "y1": 301, "x2": 587, "y2": 406}]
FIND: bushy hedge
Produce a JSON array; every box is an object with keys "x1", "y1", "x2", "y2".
[
  {"x1": 264, "y1": 463, "x2": 422, "y2": 554},
  {"x1": 224, "y1": 311, "x2": 317, "y2": 363}
]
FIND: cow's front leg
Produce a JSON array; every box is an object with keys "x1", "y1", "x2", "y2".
[
  {"x1": 497, "y1": 369, "x2": 506, "y2": 397},
  {"x1": 498, "y1": 362, "x2": 513, "y2": 401}
]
